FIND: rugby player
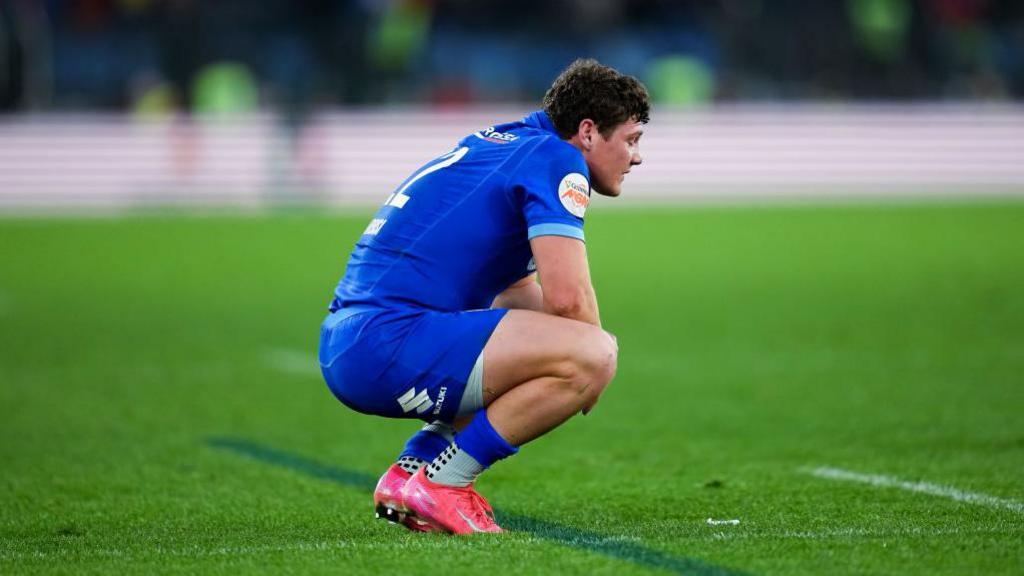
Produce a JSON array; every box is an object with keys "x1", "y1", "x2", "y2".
[{"x1": 319, "y1": 59, "x2": 649, "y2": 534}]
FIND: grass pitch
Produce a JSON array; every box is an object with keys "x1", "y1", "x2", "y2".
[{"x1": 1, "y1": 202, "x2": 1022, "y2": 575}]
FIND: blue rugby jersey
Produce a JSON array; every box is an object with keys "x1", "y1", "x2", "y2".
[{"x1": 330, "y1": 110, "x2": 592, "y2": 313}]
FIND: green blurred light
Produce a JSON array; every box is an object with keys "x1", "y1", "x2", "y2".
[
  {"x1": 192, "y1": 62, "x2": 259, "y2": 116},
  {"x1": 646, "y1": 55, "x2": 715, "y2": 105},
  {"x1": 371, "y1": 1, "x2": 432, "y2": 71},
  {"x1": 848, "y1": 0, "x2": 911, "y2": 61}
]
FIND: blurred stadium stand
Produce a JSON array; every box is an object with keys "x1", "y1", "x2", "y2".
[
  {"x1": 1, "y1": 106, "x2": 1022, "y2": 209},
  {"x1": 0, "y1": 0, "x2": 1022, "y2": 210}
]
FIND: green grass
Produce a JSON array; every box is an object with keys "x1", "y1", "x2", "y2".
[{"x1": 1, "y1": 202, "x2": 1022, "y2": 575}]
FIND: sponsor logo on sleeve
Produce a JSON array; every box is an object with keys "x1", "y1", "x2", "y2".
[
  {"x1": 474, "y1": 127, "x2": 519, "y2": 144},
  {"x1": 558, "y1": 172, "x2": 590, "y2": 218}
]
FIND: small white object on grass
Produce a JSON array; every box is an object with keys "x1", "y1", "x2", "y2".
[{"x1": 706, "y1": 518, "x2": 740, "y2": 526}]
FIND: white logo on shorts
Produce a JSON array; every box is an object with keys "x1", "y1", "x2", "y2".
[
  {"x1": 432, "y1": 386, "x2": 447, "y2": 415},
  {"x1": 397, "y1": 387, "x2": 434, "y2": 414}
]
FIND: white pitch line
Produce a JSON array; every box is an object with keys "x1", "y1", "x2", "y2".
[
  {"x1": 704, "y1": 525, "x2": 1016, "y2": 542},
  {"x1": 806, "y1": 466, "x2": 1024, "y2": 515},
  {"x1": 263, "y1": 348, "x2": 321, "y2": 378}
]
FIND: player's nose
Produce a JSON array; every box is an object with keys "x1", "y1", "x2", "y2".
[{"x1": 631, "y1": 151, "x2": 643, "y2": 166}]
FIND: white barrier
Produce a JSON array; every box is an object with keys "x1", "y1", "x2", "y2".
[{"x1": 0, "y1": 105, "x2": 1022, "y2": 211}]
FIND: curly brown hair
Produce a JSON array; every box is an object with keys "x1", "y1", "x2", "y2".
[{"x1": 542, "y1": 59, "x2": 650, "y2": 139}]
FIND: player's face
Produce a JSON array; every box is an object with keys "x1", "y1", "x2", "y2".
[{"x1": 586, "y1": 119, "x2": 644, "y2": 197}]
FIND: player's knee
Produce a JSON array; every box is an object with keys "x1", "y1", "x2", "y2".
[
  {"x1": 591, "y1": 333, "x2": 618, "y2": 396},
  {"x1": 592, "y1": 335, "x2": 618, "y2": 387},
  {"x1": 567, "y1": 328, "x2": 618, "y2": 399}
]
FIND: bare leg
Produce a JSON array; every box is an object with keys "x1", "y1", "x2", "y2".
[{"x1": 479, "y1": 310, "x2": 618, "y2": 446}]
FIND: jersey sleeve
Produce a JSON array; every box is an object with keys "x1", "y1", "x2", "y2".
[{"x1": 510, "y1": 138, "x2": 591, "y2": 242}]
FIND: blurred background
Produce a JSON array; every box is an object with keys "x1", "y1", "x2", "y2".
[{"x1": 0, "y1": 0, "x2": 1022, "y2": 209}]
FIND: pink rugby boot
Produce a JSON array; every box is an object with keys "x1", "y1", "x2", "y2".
[
  {"x1": 373, "y1": 464, "x2": 410, "y2": 524},
  {"x1": 373, "y1": 464, "x2": 437, "y2": 533},
  {"x1": 400, "y1": 468, "x2": 501, "y2": 534}
]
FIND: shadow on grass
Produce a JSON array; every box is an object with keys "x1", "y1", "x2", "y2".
[{"x1": 208, "y1": 437, "x2": 749, "y2": 576}]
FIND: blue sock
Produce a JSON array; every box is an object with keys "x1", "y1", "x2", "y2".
[
  {"x1": 397, "y1": 421, "x2": 454, "y2": 468},
  {"x1": 455, "y1": 408, "x2": 519, "y2": 468}
]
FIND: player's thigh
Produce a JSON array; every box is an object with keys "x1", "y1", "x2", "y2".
[{"x1": 481, "y1": 309, "x2": 617, "y2": 403}]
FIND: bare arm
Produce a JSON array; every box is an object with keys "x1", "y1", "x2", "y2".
[
  {"x1": 491, "y1": 274, "x2": 544, "y2": 311},
  {"x1": 529, "y1": 235, "x2": 601, "y2": 327}
]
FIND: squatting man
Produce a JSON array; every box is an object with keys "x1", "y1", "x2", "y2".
[{"x1": 318, "y1": 59, "x2": 649, "y2": 534}]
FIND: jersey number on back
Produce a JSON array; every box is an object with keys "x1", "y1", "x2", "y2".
[{"x1": 364, "y1": 147, "x2": 469, "y2": 236}]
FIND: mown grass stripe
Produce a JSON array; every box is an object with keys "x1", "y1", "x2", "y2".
[
  {"x1": 208, "y1": 437, "x2": 750, "y2": 576},
  {"x1": 263, "y1": 348, "x2": 321, "y2": 378}
]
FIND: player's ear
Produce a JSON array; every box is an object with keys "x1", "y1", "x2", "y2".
[{"x1": 577, "y1": 119, "x2": 597, "y2": 151}]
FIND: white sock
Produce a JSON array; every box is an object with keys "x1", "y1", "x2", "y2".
[
  {"x1": 425, "y1": 443, "x2": 484, "y2": 487},
  {"x1": 396, "y1": 455, "x2": 426, "y2": 474}
]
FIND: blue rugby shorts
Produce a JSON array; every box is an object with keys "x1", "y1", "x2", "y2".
[{"x1": 318, "y1": 306, "x2": 507, "y2": 423}]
